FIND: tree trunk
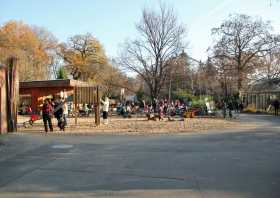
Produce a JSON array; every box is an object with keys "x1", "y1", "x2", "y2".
[
  {"x1": 237, "y1": 75, "x2": 242, "y2": 92},
  {"x1": 237, "y1": 58, "x2": 242, "y2": 92}
]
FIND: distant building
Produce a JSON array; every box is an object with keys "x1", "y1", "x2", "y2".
[{"x1": 240, "y1": 78, "x2": 280, "y2": 111}]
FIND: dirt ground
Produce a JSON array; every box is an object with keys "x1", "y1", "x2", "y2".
[{"x1": 17, "y1": 114, "x2": 256, "y2": 135}]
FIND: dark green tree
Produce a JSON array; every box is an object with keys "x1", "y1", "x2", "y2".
[{"x1": 56, "y1": 67, "x2": 68, "y2": 79}]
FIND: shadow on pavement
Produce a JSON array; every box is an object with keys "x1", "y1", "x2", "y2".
[{"x1": 0, "y1": 114, "x2": 280, "y2": 197}]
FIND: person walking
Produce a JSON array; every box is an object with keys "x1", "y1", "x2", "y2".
[
  {"x1": 227, "y1": 100, "x2": 234, "y2": 118},
  {"x1": 101, "y1": 97, "x2": 110, "y2": 124},
  {"x1": 273, "y1": 99, "x2": 280, "y2": 116},
  {"x1": 42, "y1": 98, "x2": 53, "y2": 133}
]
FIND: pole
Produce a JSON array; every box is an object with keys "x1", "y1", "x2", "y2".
[
  {"x1": 168, "y1": 75, "x2": 172, "y2": 102},
  {"x1": 95, "y1": 86, "x2": 100, "y2": 126},
  {"x1": 74, "y1": 86, "x2": 78, "y2": 125}
]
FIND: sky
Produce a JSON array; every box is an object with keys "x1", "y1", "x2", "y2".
[{"x1": 0, "y1": 0, "x2": 280, "y2": 61}]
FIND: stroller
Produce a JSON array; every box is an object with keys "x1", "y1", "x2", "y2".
[{"x1": 23, "y1": 114, "x2": 41, "y2": 128}]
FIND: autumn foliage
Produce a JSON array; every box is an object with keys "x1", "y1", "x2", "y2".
[
  {"x1": 0, "y1": 20, "x2": 133, "y2": 98},
  {"x1": 0, "y1": 21, "x2": 57, "y2": 81}
]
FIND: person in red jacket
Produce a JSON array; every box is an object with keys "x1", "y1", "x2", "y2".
[{"x1": 42, "y1": 99, "x2": 53, "y2": 132}]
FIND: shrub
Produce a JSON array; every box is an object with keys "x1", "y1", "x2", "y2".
[{"x1": 243, "y1": 104, "x2": 257, "y2": 113}]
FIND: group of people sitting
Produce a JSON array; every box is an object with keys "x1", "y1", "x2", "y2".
[
  {"x1": 42, "y1": 97, "x2": 68, "y2": 132},
  {"x1": 117, "y1": 97, "x2": 247, "y2": 120},
  {"x1": 117, "y1": 99, "x2": 193, "y2": 120},
  {"x1": 144, "y1": 99, "x2": 188, "y2": 120}
]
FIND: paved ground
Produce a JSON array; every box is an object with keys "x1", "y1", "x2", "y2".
[{"x1": 0, "y1": 114, "x2": 280, "y2": 198}]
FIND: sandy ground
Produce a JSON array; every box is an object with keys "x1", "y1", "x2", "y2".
[{"x1": 17, "y1": 114, "x2": 256, "y2": 135}]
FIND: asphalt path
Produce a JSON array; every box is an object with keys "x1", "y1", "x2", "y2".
[{"x1": 0, "y1": 114, "x2": 279, "y2": 198}]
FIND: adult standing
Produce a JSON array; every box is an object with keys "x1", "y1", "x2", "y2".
[
  {"x1": 42, "y1": 99, "x2": 53, "y2": 133},
  {"x1": 101, "y1": 97, "x2": 110, "y2": 124},
  {"x1": 62, "y1": 98, "x2": 68, "y2": 128},
  {"x1": 221, "y1": 100, "x2": 227, "y2": 118}
]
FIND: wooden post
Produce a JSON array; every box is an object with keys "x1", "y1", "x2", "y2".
[
  {"x1": 0, "y1": 66, "x2": 7, "y2": 134},
  {"x1": 74, "y1": 86, "x2": 78, "y2": 125},
  {"x1": 95, "y1": 86, "x2": 100, "y2": 126},
  {"x1": 6, "y1": 57, "x2": 18, "y2": 132},
  {"x1": 94, "y1": 94, "x2": 97, "y2": 125}
]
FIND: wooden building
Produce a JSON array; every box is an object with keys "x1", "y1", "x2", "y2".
[
  {"x1": 240, "y1": 79, "x2": 280, "y2": 111},
  {"x1": 19, "y1": 79, "x2": 100, "y2": 125},
  {"x1": 19, "y1": 79, "x2": 95, "y2": 112}
]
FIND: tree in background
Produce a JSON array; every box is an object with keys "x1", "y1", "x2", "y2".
[
  {"x1": 56, "y1": 67, "x2": 68, "y2": 79},
  {"x1": 58, "y1": 33, "x2": 107, "y2": 81},
  {"x1": 58, "y1": 35, "x2": 134, "y2": 97},
  {"x1": 195, "y1": 58, "x2": 220, "y2": 96},
  {"x1": 32, "y1": 26, "x2": 60, "y2": 79},
  {"x1": 210, "y1": 14, "x2": 280, "y2": 92},
  {"x1": 101, "y1": 59, "x2": 137, "y2": 98},
  {"x1": 0, "y1": 21, "x2": 58, "y2": 81},
  {"x1": 249, "y1": 49, "x2": 280, "y2": 82},
  {"x1": 120, "y1": 4, "x2": 186, "y2": 99},
  {"x1": 162, "y1": 51, "x2": 193, "y2": 98},
  {"x1": 211, "y1": 55, "x2": 237, "y2": 98}
]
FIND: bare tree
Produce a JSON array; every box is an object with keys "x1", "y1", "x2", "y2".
[
  {"x1": 32, "y1": 26, "x2": 59, "y2": 79},
  {"x1": 249, "y1": 49, "x2": 280, "y2": 82},
  {"x1": 211, "y1": 14, "x2": 280, "y2": 92},
  {"x1": 120, "y1": 4, "x2": 186, "y2": 99}
]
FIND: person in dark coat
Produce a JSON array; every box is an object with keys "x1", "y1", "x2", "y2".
[
  {"x1": 227, "y1": 100, "x2": 234, "y2": 118},
  {"x1": 42, "y1": 99, "x2": 53, "y2": 132},
  {"x1": 238, "y1": 102, "x2": 244, "y2": 113},
  {"x1": 53, "y1": 97, "x2": 65, "y2": 131},
  {"x1": 273, "y1": 99, "x2": 280, "y2": 116}
]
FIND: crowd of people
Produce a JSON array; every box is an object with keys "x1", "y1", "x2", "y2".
[
  {"x1": 21, "y1": 94, "x2": 280, "y2": 132},
  {"x1": 117, "y1": 99, "x2": 200, "y2": 120},
  {"x1": 117, "y1": 97, "x2": 246, "y2": 120},
  {"x1": 216, "y1": 99, "x2": 244, "y2": 118},
  {"x1": 143, "y1": 99, "x2": 189, "y2": 120}
]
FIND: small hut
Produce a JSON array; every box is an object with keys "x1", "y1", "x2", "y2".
[{"x1": 19, "y1": 79, "x2": 100, "y2": 125}]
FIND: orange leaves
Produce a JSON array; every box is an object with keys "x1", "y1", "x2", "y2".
[
  {"x1": 0, "y1": 21, "x2": 58, "y2": 81},
  {"x1": 59, "y1": 33, "x2": 108, "y2": 81}
]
